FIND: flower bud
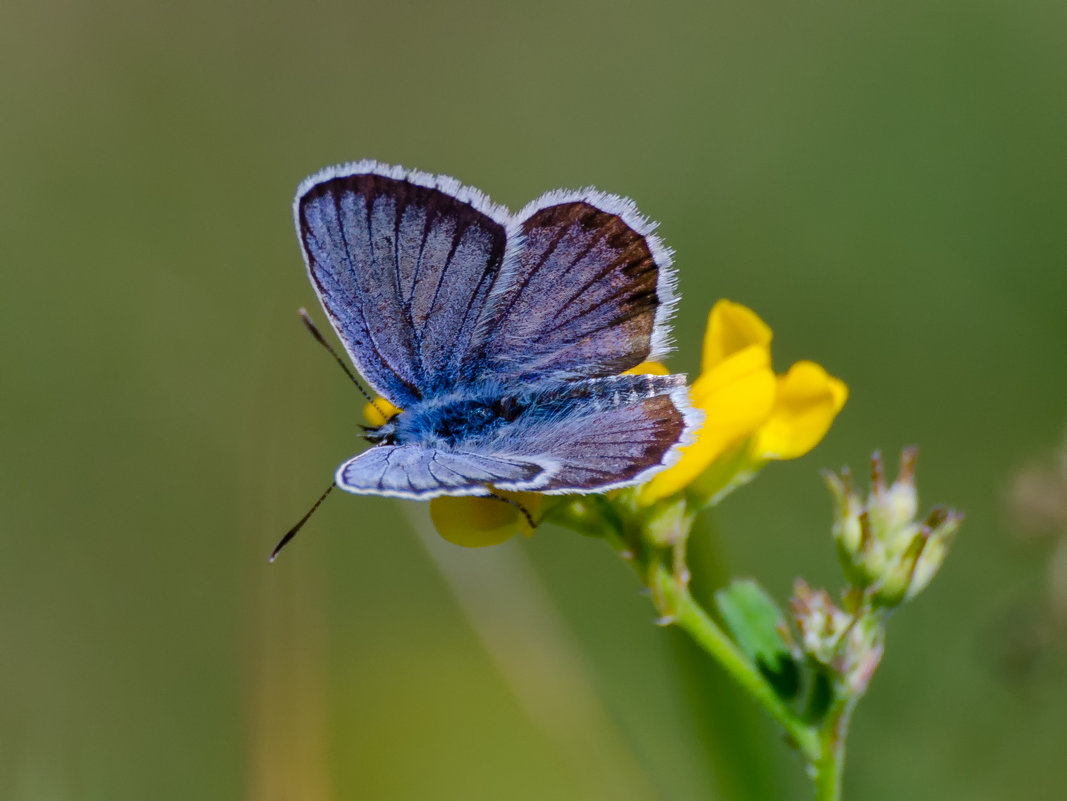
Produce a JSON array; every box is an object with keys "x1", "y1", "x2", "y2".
[
  {"x1": 826, "y1": 449, "x2": 961, "y2": 608},
  {"x1": 905, "y1": 506, "x2": 963, "y2": 601},
  {"x1": 790, "y1": 580, "x2": 884, "y2": 697},
  {"x1": 429, "y1": 492, "x2": 541, "y2": 548},
  {"x1": 825, "y1": 467, "x2": 865, "y2": 585},
  {"x1": 872, "y1": 528, "x2": 927, "y2": 607},
  {"x1": 790, "y1": 580, "x2": 848, "y2": 665}
]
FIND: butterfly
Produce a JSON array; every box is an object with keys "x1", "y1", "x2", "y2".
[{"x1": 279, "y1": 160, "x2": 701, "y2": 551}]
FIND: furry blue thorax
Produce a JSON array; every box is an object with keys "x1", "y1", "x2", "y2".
[{"x1": 371, "y1": 374, "x2": 681, "y2": 451}]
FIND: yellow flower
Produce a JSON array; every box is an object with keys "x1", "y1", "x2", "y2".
[
  {"x1": 363, "y1": 397, "x2": 401, "y2": 427},
  {"x1": 754, "y1": 361, "x2": 849, "y2": 460},
  {"x1": 643, "y1": 300, "x2": 846, "y2": 503},
  {"x1": 624, "y1": 361, "x2": 671, "y2": 376},
  {"x1": 429, "y1": 492, "x2": 541, "y2": 548}
]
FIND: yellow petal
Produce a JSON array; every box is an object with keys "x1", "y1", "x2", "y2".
[
  {"x1": 828, "y1": 376, "x2": 848, "y2": 413},
  {"x1": 429, "y1": 492, "x2": 541, "y2": 548},
  {"x1": 624, "y1": 361, "x2": 670, "y2": 376},
  {"x1": 363, "y1": 397, "x2": 401, "y2": 427},
  {"x1": 642, "y1": 349, "x2": 776, "y2": 502},
  {"x1": 753, "y1": 361, "x2": 848, "y2": 461},
  {"x1": 692, "y1": 355, "x2": 777, "y2": 447},
  {"x1": 703, "y1": 300, "x2": 773, "y2": 372},
  {"x1": 692, "y1": 343, "x2": 770, "y2": 400}
]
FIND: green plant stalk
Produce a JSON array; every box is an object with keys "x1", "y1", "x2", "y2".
[
  {"x1": 597, "y1": 517, "x2": 821, "y2": 762},
  {"x1": 592, "y1": 504, "x2": 839, "y2": 794},
  {"x1": 682, "y1": 518, "x2": 789, "y2": 801},
  {"x1": 811, "y1": 700, "x2": 854, "y2": 801},
  {"x1": 647, "y1": 561, "x2": 822, "y2": 763}
]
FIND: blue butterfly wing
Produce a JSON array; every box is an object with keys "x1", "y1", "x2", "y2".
[
  {"x1": 295, "y1": 163, "x2": 511, "y2": 405},
  {"x1": 490, "y1": 373, "x2": 702, "y2": 492},
  {"x1": 296, "y1": 165, "x2": 695, "y2": 498},
  {"x1": 471, "y1": 193, "x2": 677, "y2": 383},
  {"x1": 335, "y1": 375, "x2": 699, "y2": 497},
  {"x1": 335, "y1": 445, "x2": 554, "y2": 499}
]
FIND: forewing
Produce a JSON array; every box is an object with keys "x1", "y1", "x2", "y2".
[
  {"x1": 493, "y1": 374, "x2": 701, "y2": 492},
  {"x1": 295, "y1": 162, "x2": 511, "y2": 405},
  {"x1": 335, "y1": 445, "x2": 553, "y2": 499},
  {"x1": 472, "y1": 192, "x2": 677, "y2": 382}
]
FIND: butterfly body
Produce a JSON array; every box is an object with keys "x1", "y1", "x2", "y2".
[
  {"x1": 366, "y1": 381, "x2": 523, "y2": 446},
  {"x1": 376, "y1": 373, "x2": 679, "y2": 449},
  {"x1": 294, "y1": 161, "x2": 702, "y2": 501}
]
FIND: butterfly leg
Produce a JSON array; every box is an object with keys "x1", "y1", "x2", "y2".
[{"x1": 484, "y1": 491, "x2": 537, "y2": 529}]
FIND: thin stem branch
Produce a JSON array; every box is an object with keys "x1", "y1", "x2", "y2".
[
  {"x1": 812, "y1": 742, "x2": 843, "y2": 801},
  {"x1": 648, "y1": 562, "x2": 821, "y2": 762},
  {"x1": 599, "y1": 517, "x2": 820, "y2": 762},
  {"x1": 811, "y1": 701, "x2": 853, "y2": 801}
]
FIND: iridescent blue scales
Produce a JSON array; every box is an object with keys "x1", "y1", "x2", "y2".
[{"x1": 294, "y1": 161, "x2": 703, "y2": 499}]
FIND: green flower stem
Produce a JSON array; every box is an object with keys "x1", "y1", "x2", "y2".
[
  {"x1": 811, "y1": 701, "x2": 854, "y2": 801},
  {"x1": 812, "y1": 738, "x2": 842, "y2": 801},
  {"x1": 647, "y1": 561, "x2": 821, "y2": 763},
  {"x1": 597, "y1": 515, "x2": 820, "y2": 761},
  {"x1": 589, "y1": 499, "x2": 833, "y2": 792}
]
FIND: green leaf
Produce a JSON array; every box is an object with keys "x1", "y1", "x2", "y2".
[
  {"x1": 802, "y1": 666, "x2": 834, "y2": 724},
  {"x1": 715, "y1": 579, "x2": 800, "y2": 700}
]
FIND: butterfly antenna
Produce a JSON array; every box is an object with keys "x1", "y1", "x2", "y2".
[
  {"x1": 298, "y1": 308, "x2": 389, "y2": 418},
  {"x1": 485, "y1": 492, "x2": 537, "y2": 529},
  {"x1": 269, "y1": 482, "x2": 336, "y2": 563}
]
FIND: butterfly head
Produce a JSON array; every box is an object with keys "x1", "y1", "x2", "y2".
[{"x1": 363, "y1": 418, "x2": 398, "y2": 445}]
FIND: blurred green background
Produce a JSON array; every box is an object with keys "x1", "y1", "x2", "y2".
[{"x1": 3, "y1": 0, "x2": 1066, "y2": 799}]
